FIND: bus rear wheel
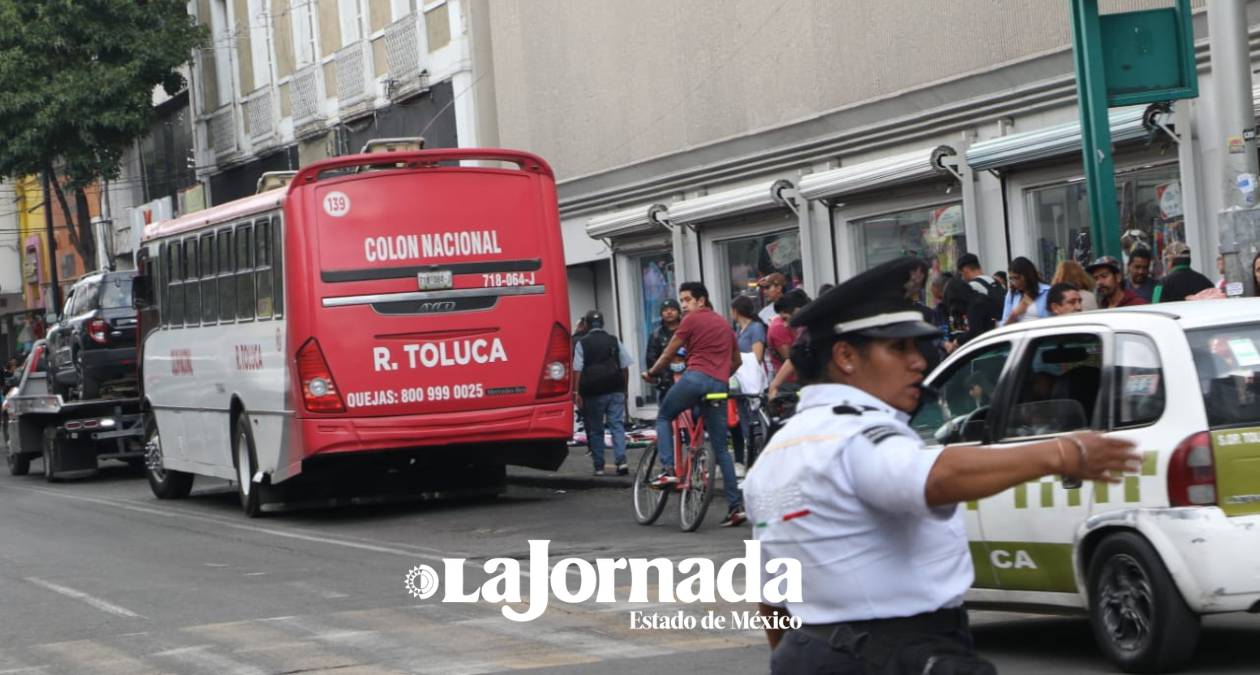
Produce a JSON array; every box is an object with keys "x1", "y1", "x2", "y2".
[
  {"x1": 233, "y1": 411, "x2": 263, "y2": 518},
  {"x1": 144, "y1": 415, "x2": 193, "y2": 499}
]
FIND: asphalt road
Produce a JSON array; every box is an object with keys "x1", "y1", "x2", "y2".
[{"x1": 0, "y1": 454, "x2": 1257, "y2": 674}]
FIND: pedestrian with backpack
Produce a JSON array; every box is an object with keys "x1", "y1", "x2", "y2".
[
  {"x1": 573, "y1": 310, "x2": 636, "y2": 476},
  {"x1": 955, "y1": 253, "x2": 1006, "y2": 315}
]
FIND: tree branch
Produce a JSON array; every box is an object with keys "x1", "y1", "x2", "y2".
[{"x1": 45, "y1": 163, "x2": 87, "y2": 268}]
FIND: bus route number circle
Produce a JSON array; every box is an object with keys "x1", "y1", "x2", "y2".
[{"x1": 323, "y1": 191, "x2": 351, "y2": 217}]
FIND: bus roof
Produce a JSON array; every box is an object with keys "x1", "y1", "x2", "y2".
[{"x1": 142, "y1": 189, "x2": 285, "y2": 242}]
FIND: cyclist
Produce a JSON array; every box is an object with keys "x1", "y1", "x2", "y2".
[{"x1": 642, "y1": 281, "x2": 745, "y2": 527}]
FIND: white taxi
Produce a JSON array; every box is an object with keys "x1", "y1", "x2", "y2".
[{"x1": 910, "y1": 299, "x2": 1260, "y2": 673}]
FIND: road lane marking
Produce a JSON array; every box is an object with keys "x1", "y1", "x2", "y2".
[
  {"x1": 150, "y1": 645, "x2": 270, "y2": 675},
  {"x1": 35, "y1": 639, "x2": 165, "y2": 675},
  {"x1": 24, "y1": 577, "x2": 143, "y2": 619}
]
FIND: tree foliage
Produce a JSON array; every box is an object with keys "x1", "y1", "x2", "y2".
[{"x1": 0, "y1": 0, "x2": 205, "y2": 269}]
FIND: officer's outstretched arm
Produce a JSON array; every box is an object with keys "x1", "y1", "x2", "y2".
[{"x1": 924, "y1": 432, "x2": 1140, "y2": 508}]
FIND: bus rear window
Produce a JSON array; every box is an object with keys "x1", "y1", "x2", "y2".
[{"x1": 1188, "y1": 324, "x2": 1260, "y2": 427}]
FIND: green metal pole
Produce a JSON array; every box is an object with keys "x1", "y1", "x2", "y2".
[{"x1": 1070, "y1": 0, "x2": 1122, "y2": 261}]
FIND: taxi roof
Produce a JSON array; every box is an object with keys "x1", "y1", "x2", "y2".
[{"x1": 981, "y1": 298, "x2": 1260, "y2": 338}]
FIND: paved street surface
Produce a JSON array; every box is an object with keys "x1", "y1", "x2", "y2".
[{"x1": 0, "y1": 446, "x2": 1257, "y2": 674}]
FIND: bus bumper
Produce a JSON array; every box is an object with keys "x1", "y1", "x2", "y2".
[{"x1": 297, "y1": 400, "x2": 572, "y2": 470}]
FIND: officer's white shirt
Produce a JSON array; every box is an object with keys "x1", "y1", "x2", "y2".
[{"x1": 742, "y1": 383, "x2": 973, "y2": 624}]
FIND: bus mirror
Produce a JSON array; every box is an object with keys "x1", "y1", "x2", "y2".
[{"x1": 132, "y1": 274, "x2": 153, "y2": 309}]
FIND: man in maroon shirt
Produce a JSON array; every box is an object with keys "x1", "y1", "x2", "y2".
[
  {"x1": 1087, "y1": 256, "x2": 1148, "y2": 308},
  {"x1": 643, "y1": 281, "x2": 745, "y2": 526}
]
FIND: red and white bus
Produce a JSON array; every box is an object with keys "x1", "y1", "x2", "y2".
[{"x1": 134, "y1": 148, "x2": 572, "y2": 516}]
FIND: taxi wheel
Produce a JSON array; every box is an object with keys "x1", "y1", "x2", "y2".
[
  {"x1": 1087, "y1": 532, "x2": 1200, "y2": 673},
  {"x1": 233, "y1": 411, "x2": 263, "y2": 518}
]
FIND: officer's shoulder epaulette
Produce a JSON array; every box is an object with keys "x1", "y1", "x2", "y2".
[
  {"x1": 860, "y1": 424, "x2": 907, "y2": 445},
  {"x1": 832, "y1": 404, "x2": 879, "y2": 416}
]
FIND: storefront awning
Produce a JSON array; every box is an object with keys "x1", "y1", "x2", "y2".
[
  {"x1": 662, "y1": 179, "x2": 794, "y2": 226},
  {"x1": 964, "y1": 106, "x2": 1152, "y2": 173},
  {"x1": 797, "y1": 145, "x2": 958, "y2": 202},
  {"x1": 584, "y1": 203, "x2": 668, "y2": 240}
]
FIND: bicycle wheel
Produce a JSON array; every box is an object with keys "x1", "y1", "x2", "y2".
[
  {"x1": 747, "y1": 407, "x2": 772, "y2": 467},
  {"x1": 632, "y1": 443, "x2": 670, "y2": 525},
  {"x1": 678, "y1": 443, "x2": 716, "y2": 532}
]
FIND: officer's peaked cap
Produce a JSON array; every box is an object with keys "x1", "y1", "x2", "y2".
[{"x1": 790, "y1": 256, "x2": 939, "y2": 339}]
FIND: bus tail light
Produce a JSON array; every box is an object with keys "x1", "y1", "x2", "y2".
[
  {"x1": 536, "y1": 323, "x2": 570, "y2": 399},
  {"x1": 87, "y1": 319, "x2": 109, "y2": 344},
  {"x1": 1168, "y1": 431, "x2": 1216, "y2": 507},
  {"x1": 296, "y1": 338, "x2": 346, "y2": 413}
]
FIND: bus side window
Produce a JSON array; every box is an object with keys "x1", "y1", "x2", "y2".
[
  {"x1": 184, "y1": 237, "x2": 200, "y2": 326},
  {"x1": 271, "y1": 215, "x2": 283, "y2": 318},
  {"x1": 236, "y1": 223, "x2": 255, "y2": 320},
  {"x1": 255, "y1": 218, "x2": 272, "y2": 318},
  {"x1": 169, "y1": 239, "x2": 184, "y2": 327},
  {"x1": 201, "y1": 232, "x2": 217, "y2": 324},
  {"x1": 219, "y1": 228, "x2": 235, "y2": 323}
]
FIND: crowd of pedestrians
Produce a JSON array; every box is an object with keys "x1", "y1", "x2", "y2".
[{"x1": 571, "y1": 241, "x2": 1224, "y2": 523}]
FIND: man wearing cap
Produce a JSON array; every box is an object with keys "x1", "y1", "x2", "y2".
[
  {"x1": 644, "y1": 299, "x2": 682, "y2": 398},
  {"x1": 742, "y1": 257, "x2": 1139, "y2": 673},
  {"x1": 1154, "y1": 242, "x2": 1213, "y2": 303},
  {"x1": 757, "y1": 273, "x2": 788, "y2": 325},
  {"x1": 1087, "y1": 256, "x2": 1147, "y2": 308},
  {"x1": 573, "y1": 310, "x2": 636, "y2": 476}
]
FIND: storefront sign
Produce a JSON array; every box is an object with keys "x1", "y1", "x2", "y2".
[{"x1": 1155, "y1": 181, "x2": 1182, "y2": 219}]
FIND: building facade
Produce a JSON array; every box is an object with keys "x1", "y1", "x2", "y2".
[
  {"x1": 474, "y1": 0, "x2": 1260, "y2": 417},
  {"x1": 188, "y1": 0, "x2": 483, "y2": 206}
]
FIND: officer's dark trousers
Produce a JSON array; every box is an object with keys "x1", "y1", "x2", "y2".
[{"x1": 770, "y1": 607, "x2": 996, "y2": 674}]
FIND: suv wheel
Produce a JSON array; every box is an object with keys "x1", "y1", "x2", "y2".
[
  {"x1": 1088, "y1": 531, "x2": 1200, "y2": 673},
  {"x1": 75, "y1": 352, "x2": 100, "y2": 401},
  {"x1": 144, "y1": 415, "x2": 193, "y2": 499}
]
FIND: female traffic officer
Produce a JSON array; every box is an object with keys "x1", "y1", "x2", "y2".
[{"x1": 741, "y1": 256, "x2": 1139, "y2": 674}]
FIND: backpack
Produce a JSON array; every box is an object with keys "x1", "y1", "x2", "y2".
[{"x1": 968, "y1": 276, "x2": 1006, "y2": 318}]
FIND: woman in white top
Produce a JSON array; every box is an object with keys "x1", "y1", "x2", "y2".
[
  {"x1": 1002, "y1": 256, "x2": 1051, "y2": 325},
  {"x1": 1052, "y1": 259, "x2": 1100, "y2": 310}
]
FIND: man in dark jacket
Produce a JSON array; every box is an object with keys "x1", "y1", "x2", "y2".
[
  {"x1": 644, "y1": 299, "x2": 681, "y2": 398},
  {"x1": 941, "y1": 277, "x2": 1001, "y2": 354},
  {"x1": 1154, "y1": 242, "x2": 1214, "y2": 303},
  {"x1": 573, "y1": 310, "x2": 635, "y2": 476}
]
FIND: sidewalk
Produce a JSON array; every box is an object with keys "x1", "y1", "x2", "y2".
[{"x1": 506, "y1": 443, "x2": 648, "y2": 490}]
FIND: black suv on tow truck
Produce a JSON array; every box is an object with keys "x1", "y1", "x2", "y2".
[{"x1": 47, "y1": 271, "x2": 139, "y2": 400}]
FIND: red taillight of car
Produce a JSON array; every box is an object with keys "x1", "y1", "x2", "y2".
[
  {"x1": 1168, "y1": 431, "x2": 1217, "y2": 507},
  {"x1": 87, "y1": 318, "x2": 109, "y2": 344},
  {"x1": 296, "y1": 338, "x2": 345, "y2": 413},
  {"x1": 29, "y1": 345, "x2": 43, "y2": 373},
  {"x1": 536, "y1": 323, "x2": 571, "y2": 399}
]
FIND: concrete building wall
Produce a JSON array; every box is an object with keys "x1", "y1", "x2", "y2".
[{"x1": 487, "y1": 0, "x2": 1206, "y2": 182}]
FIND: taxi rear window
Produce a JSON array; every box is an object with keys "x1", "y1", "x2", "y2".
[{"x1": 1188, "y1": 324, "x2": 1260, "y2": 428}]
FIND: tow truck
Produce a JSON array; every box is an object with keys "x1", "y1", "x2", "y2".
[{"x1": 2, "y1": 340, "x2": 145, "y2": 481}]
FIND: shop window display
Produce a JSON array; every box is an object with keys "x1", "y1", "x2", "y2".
[
  {"x1": 855, "y1": 203, "x2": 965, "y2": 277},
  {"x1": 635, "y1": 252, "x2": 675, "y2": 404},
  {"x1": 1026, "y1": 165, "x2": 1185, "y2": 277},
  {"x1": 720, "y1": 230, "x2": 802, "y2": 312}
]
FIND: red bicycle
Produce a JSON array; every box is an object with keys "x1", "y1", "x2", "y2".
[{"x1": 631, "y1": 391, "x2": 727, "y2": 531}]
